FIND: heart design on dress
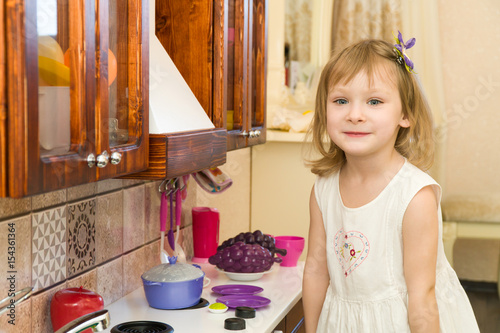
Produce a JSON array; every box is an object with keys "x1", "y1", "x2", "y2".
[{"x1": 334, "y1": 229, "x2": 370, "y2": 277}]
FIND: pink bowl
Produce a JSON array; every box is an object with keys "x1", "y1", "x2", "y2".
[{"x1": 274, "y1": 236, "x2": 305, "y2": 267}]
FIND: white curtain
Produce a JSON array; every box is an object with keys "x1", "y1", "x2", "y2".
[
  {"x1": 310, "y1": 0, "x2": 335, "y2": 67},
  {"x1": 331, "y1": 0, "x2": 402, "y2": 52},
  {"x1": 285, "y1": 0, "x2": 313, "y2": 62},
  {"x1": 401, "y1": 1, "x2": 447, "y2": 183}
]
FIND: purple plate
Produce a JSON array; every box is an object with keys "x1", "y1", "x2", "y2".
[
  {"x1": 212, "y1": 284, "x2": 264, "y2": 296},
  {"x1": 215, "y1": 295, "x2": 271, "y2": 309}
]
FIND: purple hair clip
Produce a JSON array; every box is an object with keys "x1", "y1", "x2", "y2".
[{"x1": 393, "y1": 31, "x2": 416, "y2": 73}]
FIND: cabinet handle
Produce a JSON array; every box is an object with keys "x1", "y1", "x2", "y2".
[
  {"x1": 110, "y1": 152, "x2": 122, "y2": 165},
  {"x1": 240, "y1": 131, "x2": 249, "y2": 137},
  {"x1": 96, "y1": 151, "x2": 109, "y2": 168},
  {"x1": 87, "y1": 154, "x2": 96, "y2": 168},
  {"x1": 248, "y1": 130, "x2": 261, "y2": 138}
]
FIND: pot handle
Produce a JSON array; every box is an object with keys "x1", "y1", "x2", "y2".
[
  {"x1": 143, "y1": 280, "x2": 162, "y2": 287},
  {"x1": 203, "y1": 276, "x2": 211, "y2": 288}
]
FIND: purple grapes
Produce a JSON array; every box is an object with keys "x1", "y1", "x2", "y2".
[
  {"x1": 217, "y1": 230, "x2": 280, "y2": 254},
  {"x1": 208, "y1": 241, "x2": 283, "y2": 273}
]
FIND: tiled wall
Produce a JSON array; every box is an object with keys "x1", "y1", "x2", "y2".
[{"x1": 0, "y1": 148, "x2": 251, "y2": 333}]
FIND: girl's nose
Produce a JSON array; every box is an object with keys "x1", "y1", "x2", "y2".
[{"x1": 346, "y1": 104, "x2": 365, "y2": 123}]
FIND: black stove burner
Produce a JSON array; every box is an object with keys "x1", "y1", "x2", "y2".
[
  {"x1": 111, "y1": 321, "x2": 173, "y2": 333},
  {"x1": 171, "y1": 297, "x2": 209, "y2": 310}
]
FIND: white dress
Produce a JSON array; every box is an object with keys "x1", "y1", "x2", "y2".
[{"x1": 314, "y1": 161, "x2": 479, "y2": 332}]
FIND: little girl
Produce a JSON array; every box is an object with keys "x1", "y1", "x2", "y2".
[{"x1": 303, "y1": 36, "x2": 479, "y2": 332}]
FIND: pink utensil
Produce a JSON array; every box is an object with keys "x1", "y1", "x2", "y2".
[
  {"x1": 174, "y1": 185, "x2": 186, "y2": 262},
  {"x1": 167, "y1": 190, "x2": 175, "y2": 251},
  {"x1": 160, "y1": 192, "x2": 168, "y2": 262}
]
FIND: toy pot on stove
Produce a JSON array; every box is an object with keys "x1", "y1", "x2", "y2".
[
  {"x1": 141, "y1": 261, "x2": 210, "y2": 309},
  {"x1": 192, "y1": 207, "x2": 219, "y2": 263}
]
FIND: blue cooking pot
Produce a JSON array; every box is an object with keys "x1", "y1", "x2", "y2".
[{"x1": 141, "y1": 263, "x2": 210, "y2": 309}]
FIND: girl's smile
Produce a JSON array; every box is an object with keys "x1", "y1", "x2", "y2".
[{"x1": 343, "y1": 131, "x2": 370, "y2": 137}]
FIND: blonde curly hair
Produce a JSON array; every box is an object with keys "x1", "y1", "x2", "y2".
[{"x1": 306, "y1": 39, "x2": 434, "y2": 177}]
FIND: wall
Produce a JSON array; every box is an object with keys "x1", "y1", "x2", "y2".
[
  {"x1": 438, "y1": 0, "x2": 500, "y2": 221},
  {"x1": 0, "y1": 148, "x2": 250, "y2": 332},
  {"x1": 251, "y1": 140, "x2": 314, "y2": 261},
  {"x1": 437, "y1": 0, "x2": 500, "y2": 284}
]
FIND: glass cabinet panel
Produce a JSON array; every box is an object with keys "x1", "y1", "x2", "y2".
[
  {"x1": 108, "y1": 0, "x2": 129, "y2": 147},
  {"x1": 250, "y1": 0, "x2": 266, "y2": 130},
  {"x1": 37, "y1": 0, "x2": 71, "y2": 156},
  {"x1": 227, "y1": 0, "x2": 245, "y2": 134}
]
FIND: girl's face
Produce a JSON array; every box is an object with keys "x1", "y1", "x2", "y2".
[{"x1": 326, "y1": 68, "x2": 410, "y2": 160}]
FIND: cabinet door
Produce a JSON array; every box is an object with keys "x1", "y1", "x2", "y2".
[
  {"x1": 4, "y1": 0, "x2": 148, "y2": 198},
  {"x1": 226, "y1": 0, "x2": 267, "y2": 151},
  {"x1": 246, "y1": 0, "x2": 267, "y2": 146},
  {"x1": 94, "y1": 0, "x2": 148, "y2": 180},
  {"x1": 0, "y1": 2, "x2": 6, "y2": 197},
  {"x1": 6, "y1": 0, "x2": 96, "y2": 198}
]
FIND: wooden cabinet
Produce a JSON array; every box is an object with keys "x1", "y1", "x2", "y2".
[
  {"x1": 274, "y1": 299, "x2": 305, "y2": 333},
  {"x1": 225, "y1": 0, "x2": 267, "y2": 150},
  {"x1": 0, "y1": 2, "x2": 6, "y2": 198},
  {"x1": 2, "y1": 0, "x2": 148, "y2": 198},
  {"x1": 155, "y1": 0, "x2": 267, "y2": 152}
]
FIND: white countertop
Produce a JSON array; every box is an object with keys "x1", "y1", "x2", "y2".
[{"x1": 102, "y1": 262, "x2": 304, "y2": 333}]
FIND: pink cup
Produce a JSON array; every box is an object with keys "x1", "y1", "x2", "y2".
[{"x1": 275, "y1": 236, "x2": 305, "y2": 267}]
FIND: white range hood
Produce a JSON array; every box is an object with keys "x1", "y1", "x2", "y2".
[{"x1": 148, "y1": 0, "x2": 215, "y2": 134}]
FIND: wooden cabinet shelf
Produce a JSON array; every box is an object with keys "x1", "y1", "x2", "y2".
[{"x1": 121, "y1": 128, "x2": 227, "y2": 180}]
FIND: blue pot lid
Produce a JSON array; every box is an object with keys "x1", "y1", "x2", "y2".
[{"x1": 142, "y1": 263, "x2": 204, "y2": 282}]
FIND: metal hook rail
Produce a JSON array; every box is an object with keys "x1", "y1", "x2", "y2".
[{"x1": 158, "y1": 176, "x2": 187, "y2": 194}]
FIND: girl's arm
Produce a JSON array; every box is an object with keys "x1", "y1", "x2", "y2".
[
  {"x1": 303, "y1": 186, "x2": 329, "y2": 333},
  {"x1": 402, "y1": 185, "x2": 440, "y2": 333}
]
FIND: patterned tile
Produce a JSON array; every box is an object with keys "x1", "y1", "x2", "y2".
[
  {"x1": 67, "y1": 199, "x2": 96, "y2": 278},
  {"x1": 32, "y1": 207, "x2": 67, "y2": 291}
]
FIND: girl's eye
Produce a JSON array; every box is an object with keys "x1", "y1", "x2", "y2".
[
  {"x1": 368, "y1": 99, "x2": 382, "y2": 106},
  {"x1": 334, "y1": 99, "x2": 348, "y2": 105}
]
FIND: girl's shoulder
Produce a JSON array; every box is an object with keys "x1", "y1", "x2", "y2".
[
  {"x1": 397, "y1": 161, "x2": 442, "y2": 204},
  {"x1": 314, "y1": 169, "x2": 340, "y2": 190}
]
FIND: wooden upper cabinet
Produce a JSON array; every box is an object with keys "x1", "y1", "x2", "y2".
[
  {"x1": 2, "y1": 0, "x2": 148, "y2": 198},
  {"x1": 226, "y1": 0, "x2": 267, "y2": 150},
  {"x1": 155, "y1": 0, "x2": 267, "y2": 152}
]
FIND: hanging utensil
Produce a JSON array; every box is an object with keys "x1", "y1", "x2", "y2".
[
  {"x1": 159, "y1": 191, "x2": 168, "y2": 263},
  {"x1": 174, "y1": 179, "x2": 186, "y2": 263},
  {"x1": 167, "y1": 187, "x2": 176, "y2": 251}
]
